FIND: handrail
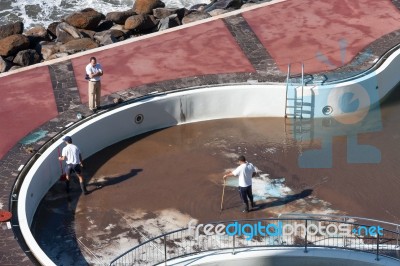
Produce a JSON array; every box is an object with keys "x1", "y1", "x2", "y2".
[
  {"x1": 109, "y1": 216, "x2": 400, "y2": 265},
  {"x1": 285, "y1": 64, "x2": 291, "y2": 118}
]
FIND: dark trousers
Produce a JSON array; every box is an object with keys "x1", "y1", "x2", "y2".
[{"x1": 239, "y1": 186, "x2": 254, "y2": 209}]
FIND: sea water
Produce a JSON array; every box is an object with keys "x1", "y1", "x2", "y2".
[{"x1": 0, "y1": 0, "x2": 211, "y2": 29}]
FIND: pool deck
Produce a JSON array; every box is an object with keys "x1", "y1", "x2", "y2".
[{"x1": 1, "y1": 0, "x2": 400, "y2": 264}]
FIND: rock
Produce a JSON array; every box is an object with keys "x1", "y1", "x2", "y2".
[
  {"x1": 0, "y1": 21, "x2": 24, "y2": 40},
  {"x1": 94, "y1": 29, "x2": 126, "y2": 45},
  {"x1": 241, "y1": 3, "x2": 257, "y2": 9},
  {"x1": 24, "y1": 26, "x2": 49, "y2": 46},
  {"x1": 9, "y1": 65, "x2": 21, "y2": 72},
  {"x1": 63, "y1": 8, "x2": 105, "y2": 30},
  {"x1": 79, "y1": 29, "x2": 96, "y2": 40},
  {"x1": 125, "y1": 14, "x2": 158, "y2": 31},
  {"x1": 106, "y1": 9, "x2": 136, "y2": 25},
  {"x1": 59, "y1": 38, "x2": 99, "y2": 54},
  {"x1": 208, "y1": 9, "x2": 230, "y2": 16},
  {"x1": 133, "y1": 0, "x2": 165, "y2": 15},
  {"x1": 47, "y1": 22, "x2": 60, "y2": 40},
  {"x1": 153, "y1": 8, "x2": 188, "y2": 20},
  {"x1": 189, "y1": 4, "x2": 207, "y2": 11},
  {"x1": 110, "y1": 24, "x2": 130, "y2": 33},
  {"x1": 56, "y1": 22, "x2": 83, "y2": 43},
  {"x1": 24, "y1": 26, "x2": 48, "y2": 39},
  {"x1": 96, "y1": 20, "x2": 115, "y2": 31},
  {"x1": 158, "y1": 14, "x2": 181, "y2": 31},
  {"x1": 40, "y1": 42, "x2": 61, "y2": 60},
  {"x1": 47, "y1": 52, "x2": 69, "y2": 60},
  {"x1": 182, "y1": 11, "x2": 211, "y2": 24},
  {"x1": 204, "y1": 0, "x2": 243, "y2": 12},
  {"x1": 0, "y1": 56, "x2": 12, "y2": 73},
  {"x1": 0, "y1": 34, "x2": 30, "y2": 57},
  {"x1": 13, "y1": 49, "x2": 41, "y2": 66}
]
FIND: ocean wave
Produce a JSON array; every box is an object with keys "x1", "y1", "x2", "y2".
[{"x1": 0, "y1": 0, "x2": 210, "y2": 29}]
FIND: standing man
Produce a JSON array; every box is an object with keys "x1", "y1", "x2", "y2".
[
  {"x1": 86, "y1": 57, "x2": 103, "y2": 112},
  {"x1": 58, "y1": 136, "x2": 89, "y2": 195},
  {"x1": 223, "y1": 155, "x2": 257, "y2": 213}
]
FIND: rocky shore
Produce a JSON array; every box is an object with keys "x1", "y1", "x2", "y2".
[{"x1": 0, "y1": 0, "x2": 262, "y2": 73}]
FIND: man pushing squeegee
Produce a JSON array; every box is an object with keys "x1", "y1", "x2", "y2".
[{"x1": 222, "y1": 155, "x2": 258, "y2": 213}]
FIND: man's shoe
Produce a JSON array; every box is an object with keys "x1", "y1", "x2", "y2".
[{"x1": 242, "y1": 208, "x2": 249, "y2": 213}]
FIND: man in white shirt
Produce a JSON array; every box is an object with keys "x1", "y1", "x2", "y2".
[
  {"x1": 223, "y1": 155, "x2": 257, "y2": 212},
  {"x1": 58, "y1": 136, "x2": 88, "y2": 195},
  {"x1": 86, "y1": 57, "x2": 103, "y2": 112}
]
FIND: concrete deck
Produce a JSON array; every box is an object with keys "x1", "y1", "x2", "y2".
[{"x1": 1, "y1": 0, "x2": 400, "y2": 264}]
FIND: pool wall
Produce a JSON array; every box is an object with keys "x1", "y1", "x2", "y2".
[{"x1": 16, "y1": 44, "x2": 400, "y2": 265}]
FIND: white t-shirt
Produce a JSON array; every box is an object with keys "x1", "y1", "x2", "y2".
[
  {"x1": 232, "y1": 162, "x2": 255, "y2": 187},
  {"x1": 86, "y1": 63, "x2": 103, "y2": 81},
  {"x1": 62, "y1": 144, "x2": 81, "y2": 164}
]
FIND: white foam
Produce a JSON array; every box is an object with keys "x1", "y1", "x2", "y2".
[{"x1": 5, "y1": 0, "x2": 211, "y2": 29}]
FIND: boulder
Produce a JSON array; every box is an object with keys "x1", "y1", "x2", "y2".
[
  {"x1": 0, "y1": 34, "x2": 30, "y2": 57},
  {"x1": 94, "y1": 29, "x2": 126, "y2": 45},
  {"x1": 0, "y1": 21, "x2": 24, "y2": 40},
  {"x1": 9, "y1": 65, "x2": 21, "y2": 72},
  {"x1": 106, "y1": 9, "x2": 136, "y2": 25},
  {"x1": 241, "y1": 3, "x2": 257, "y2": 9},
  {"x1": 96, "y1": 20, "x2": 115, "y2": 31},
  {"x1": 24, "y1": 26, "x2": 49, "y2": 46},
  {"x1": 47, "y1": 52, "x2": 69, "y2": 61},
  {"x1": 59, "y1": 38, "x2": 99, "y2": 54},
  {"x1": 63, "y1": 8, "x2": 105, "y2": 30},
  {"x1": 47, "y1": 22, "x2": 60, "y2": 40},
  {"x1": 0, "y1": 56, "x2": 12, "y2": 73},
  {"x1": 110, "y1": 24, "x2": 131, "y2": 34},
  {"x1": 158, "y1": 14, "x2": 181, "y2": 31},
  {"x1": 56, "y1": 22, "x2": 83, "y2": 43},
  {"x1": 125, "y1": 14, "x2": 158, "y2": 31},
  {"x1": 208, "y1": 9, "x2": 230, "y2": 16},
  {"x1": 182, "y1": 11, "x2": 211, "y2": 24},
  {"x1": 13, "y1": 49, "x2": 41, "y2": 67},
  {"x1": 133, "y1": 0, "x2": 165, "y2": 15},
  {"x1": 189, "y1": 4, "x2": 207, "y2": 11},
  {"x1": 153, "y1": 8, "x2": 188, "y2": 20},
  {"x1": 79, "y1": 29, "x2": 97, "y2": 40},
  {"x1": 204, "y1": 0, "x2": 242, "y2": 12},
  {"x1": 40, "y1": 42, "x2": 61, "y2": 60}
]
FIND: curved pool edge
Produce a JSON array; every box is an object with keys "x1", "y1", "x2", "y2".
[{"x1": 14, "y1": 41, "x2": 400, "y2": 264}]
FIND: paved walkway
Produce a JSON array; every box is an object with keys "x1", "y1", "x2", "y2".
[{"x1": 1, "y1": 0, "x2": 400, "y2": 264}]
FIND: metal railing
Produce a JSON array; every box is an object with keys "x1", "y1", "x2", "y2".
[{"x1": 109, "y1": 216, "x2": 400, "y2": 265}]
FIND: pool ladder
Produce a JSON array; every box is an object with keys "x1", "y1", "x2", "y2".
[{"x1": 284, "y1": 63, "x2": 314, "y2": 142}]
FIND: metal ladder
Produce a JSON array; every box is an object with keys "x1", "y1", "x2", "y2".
[
  {"x1": 285, "y1": 63, "x2": 305, "y2": 119},
  {"x1": 284, "y1": 63, "x2": 314, "y2": 143}
]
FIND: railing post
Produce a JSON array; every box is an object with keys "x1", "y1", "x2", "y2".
[
  {"x1": 304, "y1": 219, "x2": 308, "y2": 253},
  {"x1": 164, "y1": 235, "x2": 167, "y2": 265},
  {"x1": 376, "y1": 232, "x2": 380, "y2": 261},
  {"x1": 232, "y1": 234, "x2": 236, "y2": 255}
]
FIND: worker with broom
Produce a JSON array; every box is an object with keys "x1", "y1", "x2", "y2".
[
  {"x1": 223, "y1": 155, "x2": 257, "y2": 213},
  {"x1": 58, "y1": 136, "x2": 89, "y2": 195}
]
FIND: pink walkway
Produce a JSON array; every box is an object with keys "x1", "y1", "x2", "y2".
[
  {"x1": 0, "y1": 67, "x2": 57, "y2": 157},
  {"x1": 243, "y1": 0, "x2": 400, "y2": 73},
  {"x1": 71, "y1": 20, "x2": 255, "y2": 103}
]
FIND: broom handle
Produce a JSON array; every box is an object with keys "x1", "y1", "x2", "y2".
[
  {"x1": 220, "y1": 178, "x2": 226, "y2": 211},
  {"x1": 57, "y1": 147, "x2": 64, "y2": 174}
]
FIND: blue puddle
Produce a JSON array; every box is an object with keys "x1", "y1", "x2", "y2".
[
  {"x1": 226, "y1": 175, "x2": 290, "y2": 201},
  {"x1": 19, "y1": 129, "x2": 48, "y2": 145}
]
